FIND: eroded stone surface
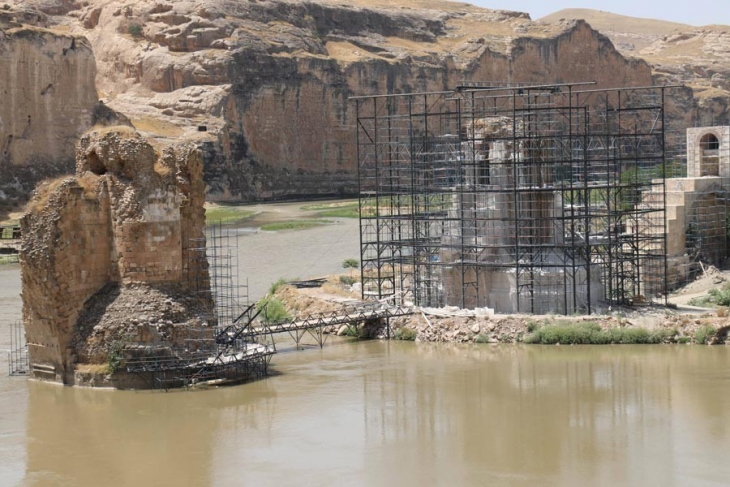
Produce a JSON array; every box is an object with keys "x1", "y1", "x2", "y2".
[
  {"x1": 0, "y1": 7, "x2": 99, "y2": 217},
  {"x1": 8, "y1": 0, "x2": 659, "y2": 202},
  {"x1": 20, "y1": 127, "x2": 211, "y2": 386}
]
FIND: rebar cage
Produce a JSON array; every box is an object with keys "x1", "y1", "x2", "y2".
[{"x1": 356, "y1": 83, "x2": 671, "y2": 314}]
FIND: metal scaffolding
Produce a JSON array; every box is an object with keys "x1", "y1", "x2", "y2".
[
  {"x1": 356, "y1": 83, "x2": 672, "y2": 314},
  {"x1": 125, "y1": 225, "x2": 267, "y2": 390},
  {"x1": 8, "y1": 320, "x2": 29, "y2": 376}
]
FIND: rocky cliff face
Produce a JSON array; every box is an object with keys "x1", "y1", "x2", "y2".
[
  {"x1": 0, "y1": 6, "x2": 99, "y2": 216},
  {"x1": 543, "y1": 9, "x2": 730, "y2": 127},
  {"x1": 7, "y1": 0, "x2": 715, "y2": 201}
]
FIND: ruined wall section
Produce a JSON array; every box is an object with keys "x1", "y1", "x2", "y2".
[
  {"x1": 75, "y1": 129, "x2": 202, "y2": 285},
  {"x1": 20, "y1": 178, "x2": 111, "y2": 382},
  {"x1": 21, "y1": 128, "x2": 211, "y2": 385},
  {"x1": 0, "y1": 17, "x2": 98, "y2": 213}
]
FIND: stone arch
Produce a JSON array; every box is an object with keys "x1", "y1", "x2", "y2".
[{"x1": 700, "y1": 132, "x2": 720, "y2": 176}]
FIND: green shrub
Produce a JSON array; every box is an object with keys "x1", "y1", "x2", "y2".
[
  {"x1": 269, "y1": 278, "x2": 288, "y2": 295},
  {"x1": 256, "y1": 296, "x2": 291, "y2": 324},
  {"x1": 689, "y1": 284, "x2": 730, "y2": 307},
  {"x1": 677, "y1": 336, "x2": 691, "y2": 344},
  {"x1": 694, "y1": 325, "x2": 717, "y2": 344},
  {"x1": 474, "y1": 334, "x2": 490, "y2": 344},
  {"x1": 107, "y1": 339, "x2": 128, "y2": 374},
  {"x1": 127, "y1": 23, "x2": 143, "y2": 37},
  {"x1": 394, "y1": 327, "x2": 417, "y2": 341},
  {"x1": 339, "y1": 275, "x2": 356, "y2": 286},
  {"x1": 524, "y1": 322, "x2": 673, "y2": 345},
  {"x1": 342, "y1": 325, "x2": 359, "y2": 338},
  {"x1": 526, "y1": 320, "x2": 540, "y2": 333},
  {"x1": 708, "y1": 286, "x2": 730, "y2": 306}
]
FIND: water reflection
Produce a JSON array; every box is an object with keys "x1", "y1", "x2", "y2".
[{"x1": 15, "y1": 337, "x2": 730, "y2": 486}]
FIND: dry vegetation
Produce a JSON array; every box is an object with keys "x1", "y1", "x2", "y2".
[
  {"x1": 25, "y1": 176, "x2": 72, "y2": 214},
  {"x1": 540, "y1": 9, "x2": 689, "y2": 35},
  {"x1": 131, "y1": 117, "x2": 184, "y2": 138}
]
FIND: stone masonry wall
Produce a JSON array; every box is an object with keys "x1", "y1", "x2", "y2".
[
  {"x1": 21, "y1": 128, "x2": 211, "y2": 385},
  {"x1": 687, "y1": 126, "x2": 730, "y2": 178},
  {"x1": 21, "y1": 180, "x2": 112, "y2": 382}
]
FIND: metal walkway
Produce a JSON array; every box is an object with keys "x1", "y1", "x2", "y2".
[
  {"x1": 220, "y1": 302, "x2": 413, "y2": 347},
  {"x1": 9, "y1": 302, "x2": 413, "y2": 388}
]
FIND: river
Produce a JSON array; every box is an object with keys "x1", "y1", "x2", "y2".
[{"x1": 1, "y1": 202, "x2": 730, "y2": 486}]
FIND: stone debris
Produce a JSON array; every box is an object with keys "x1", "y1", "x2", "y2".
[{"x1": 276, "y1": 274, "x2": 730, "y2": 345}]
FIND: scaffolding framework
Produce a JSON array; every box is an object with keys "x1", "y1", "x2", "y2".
[
  {"x1": 356, "y1": 83, "x2": 671, "y2": 314},
  {"x1": 8, "y1": 320, "x2": 28, "y2": 376}
]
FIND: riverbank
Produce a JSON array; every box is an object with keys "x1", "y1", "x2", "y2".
[{"x1": 274, "y1": 274, "x2": 730, "y2": 346}]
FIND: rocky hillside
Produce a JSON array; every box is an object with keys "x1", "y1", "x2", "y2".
[
  {"x1": 2, "y1": 0, "x2": 722, "y2": 203},
  {"x1": 543, "y1": 9, "x2": 730, "y2": 125},
  {"x1": 0, "y1": 6, "x2": 100, "y2": 217}
]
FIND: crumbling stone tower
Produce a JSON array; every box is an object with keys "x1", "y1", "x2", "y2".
[{"x1": 20, "y1": 127, "x2": 211, "y2": 386}]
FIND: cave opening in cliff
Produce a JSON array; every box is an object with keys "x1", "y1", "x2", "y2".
[{"x1": 355, "y1": 82, "x2": 672, "y2": 315}]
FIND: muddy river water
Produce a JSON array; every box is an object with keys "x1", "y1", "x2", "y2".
[{"x1": 1, "y1": 202, "x2": 730, "y2": 486}]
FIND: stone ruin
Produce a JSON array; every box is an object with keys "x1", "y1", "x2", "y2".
[
  {"x1": 20, "y1": 127, "x2": 213, "y2": 387},
  {"x1": 441, "y1": 117, "x2": 603, "y2": 314},
  {"x1": 649, "y1": 126, "x2": 730, "y2": 290}
]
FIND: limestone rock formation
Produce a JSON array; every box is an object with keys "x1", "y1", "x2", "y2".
[
  {"x1": 7, "y1": 0, "x2": 659, "y2": 202},
  {"x1": 5, "y1": 1, "x2": 728, "y2": 202},
  {"x1": 0, "y1": 6, "x2": 99, "y2": 217},
  {"x1": 542, "y1": 9, "x2": 730, "y2": 126},
  {"x1": 20, "y1": 127, "x2": 212, "y2": 387}
]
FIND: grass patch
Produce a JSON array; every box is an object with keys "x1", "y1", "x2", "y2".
[
  {"x1": 524, "y1": 321, "x2": 674, "y2": 345},
  {"x1": 394, "y1": 327, "x2": 417, "y2": 341},
  {"x1": 301, "y1": 201, "x2": 358, "y2": 211},
  {"x1": 260, "y1": 220, "x2": 332, "y2": 231},
  {"x1": 205, "y1": 206, "x2": 255, "y2": 224},
  {"x1": 315, "y1": 208, "x2": 360, "y2": 218},
  {"x1": 0, "y1": 254, "x2": 19, "y2": 265},
  {"x1": 301, "y1": 201, "x2": 360, "y2": 219}
]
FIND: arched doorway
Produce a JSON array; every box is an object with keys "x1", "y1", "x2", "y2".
[{"x1": 700, "y1": 133, "x2": 720, "y2": 176}]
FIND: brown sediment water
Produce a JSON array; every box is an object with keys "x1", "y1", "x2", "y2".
[{"x1": 1, "y1": 203, "x2": 730, "y2": 486}]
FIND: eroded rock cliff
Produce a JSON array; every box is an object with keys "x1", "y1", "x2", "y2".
[
  {"x1": 0, "y1": 6, "x2": 99, "y2": 217},
  {"x1": 543, "y1": 9, "x2": 730, "y2": 126},
  {"x1": 8, "y1": 0, "x2": 661, "y2": 201}
]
